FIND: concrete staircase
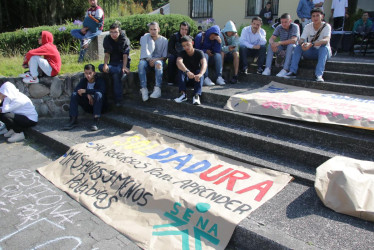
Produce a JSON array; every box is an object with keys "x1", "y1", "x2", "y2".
[{"x1": 29, "y1": 56, "x2": 374, "y2": 249}]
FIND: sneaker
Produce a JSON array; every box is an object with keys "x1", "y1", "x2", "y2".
[
  {"x1": 4, "y1": 129, "x2": 15, "y2": 138},
  {"x1": 23, "y1": 76, "x2": 39, "y2": 84},
  {"x1": 121, "y1": 74, "x2": 128, "y2": 82},
  {"x1": 315, "y1": 75, "x2": 324, "y2": 82},
  {"x1": 284, "y1": 71, "x2": 297, "y2": 78},
  {"x1": 216, "y1": 76, "x2": 226, "y2": 85},
  {"x1": 140, "y1": 88, "x2": 149, "y2": 102},
  {"x1": 8, "y1": 132, "x2": 25, "y2": 143},
  {"x1": 262, "y1": 67, "x2": 271, "y2": 76},
  {"x1": 0, "y1": 128, "x2": 8, "y2": 135},
  {"x1": 150, "y1": 86, "x2": 161, "y2": 99},
  {"x1": 240, "y1": 68, "x2": 248, "y2": 74},
  {"x1": 230, "y1": 75, "x2": 238, "y2": 84},
  {"x1": 276, "y1": 69, "x2": 288, "y2": 77},
  {"x1": 174, "y1": 93, "x2": 187, "y2": 103},
  {"x1": 19, "y1": 71, "x2": 31, "y2": 78},
  {"x1": 192, "y1": 95, "x2": 201, "y2": 105},
  {"x1": 62, "y1": 117, "x2": 78, "y2": 131},
  {"x1": 256, "y1": 68, "x2": 264, "y2": 75},
  {"x1": 82, "y1": 39, "x2": 91, "y2": 49},
  {"x1": 203, "y1": 77, "x2": 215, "y2": 86},
  {"x1": 91, "y1": 117, "x2": 99, "y2": 131}
]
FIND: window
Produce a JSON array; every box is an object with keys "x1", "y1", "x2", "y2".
[
  {"x1": 246, "y1": 0, "x2": 279, "y2": 17},
  {"x1": 190, "y1": 0, "x2": 213, "y2": 18}
]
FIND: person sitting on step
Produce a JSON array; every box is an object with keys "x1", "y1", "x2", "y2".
[
  {"x1": 63, "y1": 64, "x2": 106, "y2": 131},
  {"x1": 220, "y1": 20, "x2": 240, "y2": 84},
  {"x1": 0, "y1": 82, "x2": 38, "y2": 143},
  {"x1": 138, "y1": 21, "x2": 168, "y2": 102},
  {"x1": 174, "y1": 35, "x2": 207, "y2": 106},
  {"x1": 19, "y1": 31, "x2": 61, "y2": 84}
]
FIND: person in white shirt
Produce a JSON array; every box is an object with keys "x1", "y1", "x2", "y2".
[
  {"x1": 239, "y1": 17, "x2": 267, "y2": 75},
  {"x1": 331, "y1": 0, "x2": 348, "y2": 31},
  {"x1": 285, "y1": 8, "x2": 332, "y2": 82},
  {"x1": 0, "y1": 82, "x2": 38, "y2": 142}
]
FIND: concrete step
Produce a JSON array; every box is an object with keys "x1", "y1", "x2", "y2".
[
  {"x1": 27, "y1": 118, "x2": 374, "y2": 249},
  {"x1": 300, "y1": 59, "x2": 374, "y2": 75}
]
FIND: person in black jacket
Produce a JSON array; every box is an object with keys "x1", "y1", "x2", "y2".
[
  {"x1": 259, "y1": 2, "x2": 274, "y2": 25},
  {"x1": 98, "y1": 21, "x2": 131, "y2": 106},
  {"x1": 63, "y1": 64, "x2": 106, "y2": 131},
  {"x1": 167, "y1": 21, "x2": 190, "y2": 85}
]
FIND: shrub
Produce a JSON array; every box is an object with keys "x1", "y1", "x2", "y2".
[{"x1": 0, "y1": 14, "x2": 197, "y2": 56}]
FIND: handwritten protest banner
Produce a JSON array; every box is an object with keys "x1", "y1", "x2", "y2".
[
  {"x1": 38, "y1": 127, "x2": 292, "y2": 250},
  {"x1": 225, "y1": 81, "x2": 374, "y2": 130}
]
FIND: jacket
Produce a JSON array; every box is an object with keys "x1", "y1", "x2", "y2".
[
  {"x1": 219, "y1": 21, "x2": 240, "y2": 53},
  {"x1": 194, "y1": 25, "x2": 221, "y2": 54}
]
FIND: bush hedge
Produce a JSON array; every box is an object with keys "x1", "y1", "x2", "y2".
[{"x1": 0, "y1": 14, "x2": 197, "y2": 57}]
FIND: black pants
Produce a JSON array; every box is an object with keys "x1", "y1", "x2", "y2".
[
  {"x1": 0, "y1": 113, "x2": 37, "y2": 133},
  {"x1": 333, "y1": 17, "x2": 344, "y2": 31}
]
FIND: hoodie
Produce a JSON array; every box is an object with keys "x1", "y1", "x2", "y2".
[
  {"x1": 23, "y1": 31, "x2": 61, "y2": 76},
  {"x1": 219, "y1": 21, "x2": 240, "y2": 53},
  {"x1": 194, "y1": 25, "x2": 221, "y2": 54},
  {"x1": 0, "y1": 82, "x2": 38, "y2": 122}
]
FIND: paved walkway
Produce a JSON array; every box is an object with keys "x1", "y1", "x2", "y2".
[{"x1": 0, "y1": 137, "x2": 139, "y2": 250}]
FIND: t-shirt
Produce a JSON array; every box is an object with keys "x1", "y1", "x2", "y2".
[
  {"x1": 331, "y1": 0, "x2": 348, "y2": 18},
  {"x1": 87, "y1": 82, "x2": 95, "y2": 90},
  {"x1": 152, "y1": 36, "x2": 168, "y2": 59},
  {"x1": 178, "y1": 49, "x2": 204, "y2": 73},
  {"x1": 273, "y1": 23, "x2": 300, "y2": 42},
  {"x1": 301, "y1": 22, "x2": 331, "y2": 49}
]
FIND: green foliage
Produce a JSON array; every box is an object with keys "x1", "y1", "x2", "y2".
[{"x1": 0, "y1": 14, "x2": 195, "y2": 57}]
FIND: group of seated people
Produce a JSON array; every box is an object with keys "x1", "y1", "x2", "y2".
[{"x1": 1, "y1": 7, "x2": 367, "y2": 143}]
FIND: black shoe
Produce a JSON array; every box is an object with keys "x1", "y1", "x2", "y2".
[
  {"x1": 256, "y1": 68, "x2": 264, "y2": 75},
  {"x1": 230, "y1": 75, "x2": 238, "y2": 84},
  {"x1": 62, "y1": 117, "x2": 78, "y2": 130},
  {"x1": 91, "y1": 117, "x2": 99, "y2": 131}
]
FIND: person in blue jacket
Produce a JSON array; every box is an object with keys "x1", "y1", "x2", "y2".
[
  {"x1": 63, "y1": 64, "x2": 106, "y2": 131},
  {"x1": 194, "y1": 25, "x2": 225, "y2": 86},
  {"x1": 297, "y1": 0, "x2": 314, "y2": 28}
]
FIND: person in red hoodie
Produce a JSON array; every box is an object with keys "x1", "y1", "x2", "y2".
[{"x1": 19, "y1": 31, "x2": 61, "y2": 84}]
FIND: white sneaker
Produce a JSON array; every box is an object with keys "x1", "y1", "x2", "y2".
[
  {"x1": 0, "y1": 128, "x2": 8, "y2": 135},
  {"x1": 4, "y1": 129, "x2": 15, "y2": 138},
  {"x1": 216, "y1": 76, "x2": 226, "y2": 85},
  {"x1": 262, "y1": 67, "x2": 271, "y2": 76},
  {"x1": 8, "y1": 132, "x2": 25, "y2": 143},
  {"x1": 315, "y1": 75, "x2": 324, "y2": 82},
  {"x1": 19, "y1": 72, "x2": 31, "y2": 78},
  {"x1": 276, "y1": 69, "x2": 288, "y2": 77},
  {"x1": 192, "y1": 95, "x2": 201, "y2": 105},
  {"x1": 174, "y1": 93, "x2": 187, "y2": 103},
  {"x1": 23, "y1": 76, "x2": 39, "y2": 84},
  {"x1": 140, "y1": 88, "x2": 149, "y2": 102},
  {"x1": 82, "y1": 39, "x2": 91, "y2": 48},
  {"x1": 203, "y1": 77, "x2": 215, "y2": 86},
  {"x1": 150, "y1": 86, "x2": 161, "y2": 99}
]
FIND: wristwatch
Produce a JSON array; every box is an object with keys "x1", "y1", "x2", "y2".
[{"x1": 185, "y1": 70, "x2": 190, "y2": 74}]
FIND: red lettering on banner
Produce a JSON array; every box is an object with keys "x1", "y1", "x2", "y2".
[
  {"x1": 200, "y1": 165, "x2": 233, "y2": 181},
  {"x1": 305, "y1": 108, "x2": 317, "y2": 114},
  {"x1": 319, "y1": 109, "x2": 330, "y2": 116},
  {"x1": 236, "y1": 180, "x2": 273, "y2": 202},
  {"x1": 213, "y1": 170, "x2": 250, "y2": 191},
  {"x1": 262, "y1": 101, "x2": 290, "y2": 111}
]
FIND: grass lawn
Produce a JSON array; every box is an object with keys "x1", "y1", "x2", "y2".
[{"x1": 0, "y1": 49, "x2": 141, "y2": 77}]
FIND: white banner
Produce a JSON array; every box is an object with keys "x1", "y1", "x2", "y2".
[
  {"x1": 225, "y1": 82, "x2": 374, "y2": 129},
  {"x1": 38, "y1": 127, "x2": 292, "y2": 250}
]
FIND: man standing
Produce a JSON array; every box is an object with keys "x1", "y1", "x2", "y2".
[
  {"x1": 220, "y1": 20, "x2": 240, "y2": 83},
  {"x1": 262, "y1": 13, "x2": 300, "y2": 77},
  {"x1": 313, "y1": 0, "x2": 325, "y2": 12},
  {"x1": 71, "y1": 0, "x2": 104, "y2": 62},
  {"x1": 195, "y1": 25, "x2": 225, "y2": 86},
  {"x1": 174, "y1": 36, "x2": 207, "y2": 105},
  {"x1": 167, "y1": 21, "x2": 190, "y2": 86},
  {"x1": 297, "y1": 0, "x2": 314, "y2": 28},
  {"x1": 285, "y1": 8, "x2": 332, "y2": 82},
  {"x1": 138, "y1": 22, "x2": 168, "y2": 102},
  {"x1": 239, "y1": 17, "x2": 267, "y2": 75},
  {"x1": 331, "y1": 0, "x2": 348, "y2": 31},
  {"x1": 63, "y1": 64, "x2": 106, "y2": 131},
  {"x1": 99, "y1": 21, "x2": 131, "y2": 107},
  {"x1": 19, "y1": 31, "x2": 61, "y2": 84}
]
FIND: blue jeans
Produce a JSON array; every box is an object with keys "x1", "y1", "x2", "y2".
[
  {"x1": 204, "y1": 53, "x2": 222, "y2": 79},
  {"x1": 265, "y1": 44, "x2": 296, "y2": 71},
  {"x1": 71, "y1": 29, "x2": 102, "y2": 61},
  {"x1": 138, "y1": 59, "x2": 165, "y2": 88},
  {"x1": 177, "y1": 70, "x2": 204, "y2": 95},
  {"x1": 69, "y1": 92, "x2": 103, "y2": 117},
  {"x1": 289, "y1": 44, "x2": 332, "y2": 77},
  {"x1": 239, "y1": 45, "x2": 266, "y2": 70},
  {"x1": 99, "y1": 62, "x2": 129, "y2": 103}
]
